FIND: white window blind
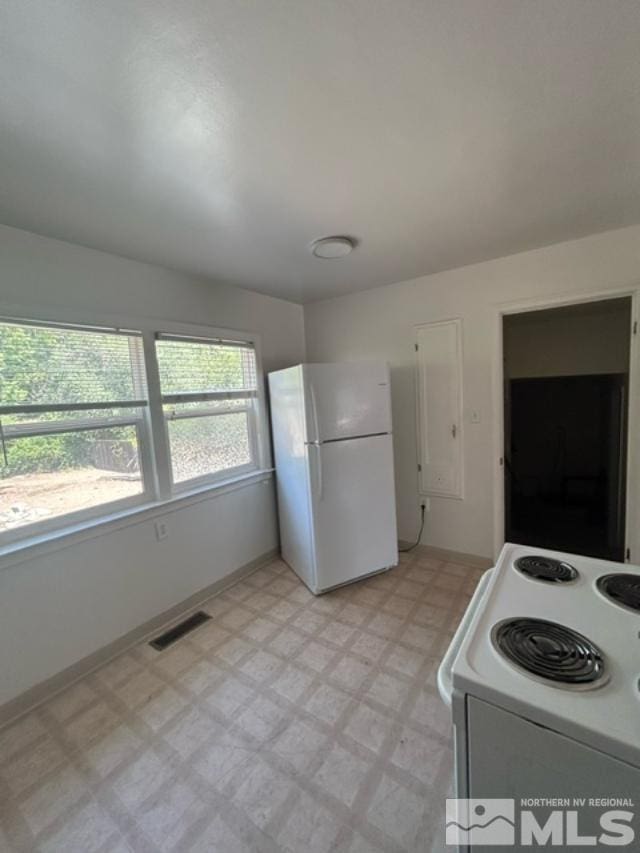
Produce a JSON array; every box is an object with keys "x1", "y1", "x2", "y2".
[
  {"x1": 155, "y1": 335, "x2": 259, "y2": 486},
  {"x1": 0, "y1": 319, "x2": 149, "y2": 537},
  {"x1": 0, "y1": 320, "x2": 147, "y2": 414}
]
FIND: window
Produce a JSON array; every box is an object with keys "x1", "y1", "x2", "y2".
[
  {"x1": 0, "y1": 320, "x2": 149, "y2": 537},
  {"x1": 0, "y1": 317, "x2": 264, "y2": 546},
  {"x1": 155, "y1": 334, "x2": 259, "y2": 487}
]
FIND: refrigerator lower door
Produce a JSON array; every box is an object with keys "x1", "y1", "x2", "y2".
[{"x1": 308, "y1": 433, "x2": 398, "y2": 592}]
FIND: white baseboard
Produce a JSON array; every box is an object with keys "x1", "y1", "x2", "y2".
[
  {"x1": 399, "y1": 541, "x2": 493, "y2": 569},
  {"x1": 0, "y1": 548, "x2": 278, "y2": 730}
]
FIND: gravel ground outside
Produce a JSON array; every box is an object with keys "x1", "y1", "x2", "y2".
[{"x1": 0, "y1": 468, "x2": 142, "y2": 531}]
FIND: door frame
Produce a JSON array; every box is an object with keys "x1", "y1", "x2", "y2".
[{"x1": 492, "y1": 287, "x2": 640, "y2": 562}]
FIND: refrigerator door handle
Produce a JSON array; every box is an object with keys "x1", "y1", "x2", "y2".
[
  {"x1": 309, "y1": 381, "x2": 321, "y2": 443},
  {"x1": 313, "y1": 443, "x2": 324, "y2": 501}
]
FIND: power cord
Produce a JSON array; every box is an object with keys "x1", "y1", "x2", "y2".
[{"x1": 399, "y1": 502, "x2": 426, "y2": 553}]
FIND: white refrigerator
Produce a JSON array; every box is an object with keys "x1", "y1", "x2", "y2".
[{"x1": 268, "y1": 362, "x2": 398, "y2": 594}]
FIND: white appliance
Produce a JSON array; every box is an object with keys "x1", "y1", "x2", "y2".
[
  {"x1": 268, "y1": 362, "x2": 398, "y2": 594},
  {"x1": 438, "y1": 543, "x2": 640, "y2": 851}
]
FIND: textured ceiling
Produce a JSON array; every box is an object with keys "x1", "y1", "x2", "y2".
[{"x1": 2, "y1": 1, "x2": 640, "y2": 303}]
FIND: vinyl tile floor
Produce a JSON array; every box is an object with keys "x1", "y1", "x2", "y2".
[{"x1": 0, "y1": 551, "x2": 484, "y2": 853}]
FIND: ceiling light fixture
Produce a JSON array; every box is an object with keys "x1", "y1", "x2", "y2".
[{"x1": 310, "y1": 236, "x2": 355, "y2": 259}]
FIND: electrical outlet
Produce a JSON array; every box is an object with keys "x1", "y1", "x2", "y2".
[{"x1": 154, "y1": 519, "x2": 168, "y2": 541}]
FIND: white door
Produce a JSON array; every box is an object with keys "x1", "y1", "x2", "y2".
[
  {"x1": 308, "y1": 433, "x2": 398, "y2": 591},
  {"x1": 303, "y1": 363, "x2": 392, "y2": 443},
  {"x1": 416, "y1": 319, "x2": 464, "y2": 498}
]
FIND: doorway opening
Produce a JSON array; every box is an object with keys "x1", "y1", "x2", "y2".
[{"x1": 503, "y1": 297, "x2": 632, "y2": 561}]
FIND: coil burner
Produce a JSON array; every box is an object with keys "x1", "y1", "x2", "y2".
[
  {"x1": 492, "y1": 617, "x2": 606, "y2": 689},
  {"x1": 597, "y1": 574, "x2": 640, "y2": 614},
  {"x1": 514, "y1": 555, "x2": 578, "y2": 584}
]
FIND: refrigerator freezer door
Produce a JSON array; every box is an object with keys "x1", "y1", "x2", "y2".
[
  {"x1": 303, "y1": 363, "x2": 392, "y2": 443},
  {"x1": 308, "y1": 433, "x2": 398, "y2": 591}
]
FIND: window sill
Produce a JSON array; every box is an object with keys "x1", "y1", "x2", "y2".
[{"x1": 0, "y1": 468, "x2": 274, "y2": 571}]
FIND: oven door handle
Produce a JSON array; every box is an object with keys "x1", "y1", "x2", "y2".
[{"x1": 437, "y1": 569, "x2": 493, "y2": 708}]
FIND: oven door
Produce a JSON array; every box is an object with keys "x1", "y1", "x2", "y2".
[
  {"x1": 437, "y1": 569, "x2": 493, "y2": 707},
  {"x1": 462, "y1": 696, "x2": 640, "y2": 851}
]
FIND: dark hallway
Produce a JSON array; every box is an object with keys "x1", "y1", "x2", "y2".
[{"x1": 504, "y1": 298, "x2": 631, "y2": 561}]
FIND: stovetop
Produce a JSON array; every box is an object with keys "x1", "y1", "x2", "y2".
[{"x1": 451, "y1": 543, "x2": 640, "y2": 766}]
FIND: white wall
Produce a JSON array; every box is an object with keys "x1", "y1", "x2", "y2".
[
  {"x1": 504, "y1": 300, "x2": 631, "y2": 379},
  {"x1": 304, "y1": 224, "x2": 640, "y2": 560},
  {"x1": 0, "y1": 224, "x2": 305, "y2": 708}
]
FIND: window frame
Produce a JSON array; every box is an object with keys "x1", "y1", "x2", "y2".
[
  {"x1": 0, "y1": 307, "x2": 268, "y2": 548},
  {"x1": 154, "y1": 333, "x2": 262, "y2": 492}
]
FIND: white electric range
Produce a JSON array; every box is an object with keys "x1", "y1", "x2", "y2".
[{"x1": 438, "y1": 543, "x2": 640, "y2": 851}]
